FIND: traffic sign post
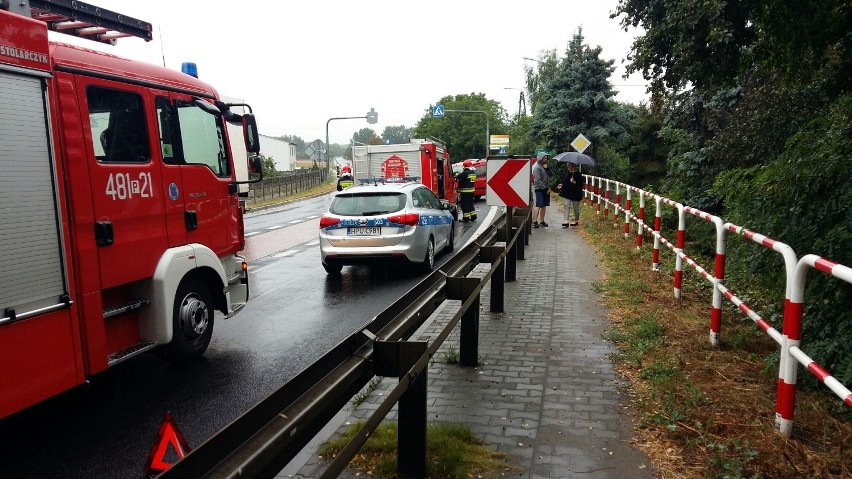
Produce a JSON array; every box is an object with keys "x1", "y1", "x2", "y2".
[
  {"x1": 486, "y1": 158, "x2": 530, "y2": 207},
  {"x1": 570, "y1": 133, "x2": 591, "y2": 154},
  {"x1": 326, "y1": 109, "x2": 378, "y2": 174}
]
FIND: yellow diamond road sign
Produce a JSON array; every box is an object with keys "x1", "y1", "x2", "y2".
[{"x1": 571, "y1": 134, "x2": 591, "y2": 154}]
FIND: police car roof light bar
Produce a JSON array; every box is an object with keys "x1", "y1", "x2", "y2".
[{"x1": 356, "y1": 176, "x2": 422, "y2": 185}]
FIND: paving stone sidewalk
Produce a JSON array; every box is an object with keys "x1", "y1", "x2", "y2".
[{"x1": 283, "y1": 207, "x2": 654, "y2": 478}]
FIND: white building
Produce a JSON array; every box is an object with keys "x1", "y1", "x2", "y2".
[{"x1": 260, "y1": 134, "x2": 296, "y2": 172}]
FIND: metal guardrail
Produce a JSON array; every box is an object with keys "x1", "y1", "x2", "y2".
[
  {"x1": 158, "y1": 207, "x2": 532, "y2": 479},
  {"x1": 247, "y1": 170, "x2": 328, "y2": 205}
]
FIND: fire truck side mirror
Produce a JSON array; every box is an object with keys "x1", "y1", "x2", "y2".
[
  {"x1": 194, "y1": 97, "x2": 221, "y2": 116},
  {"x1": 242, "y1": 113, "x2": 261, "y2": 155},
  {"x1": 248, "y1": 155, "x2": 263, "y2": 175}
]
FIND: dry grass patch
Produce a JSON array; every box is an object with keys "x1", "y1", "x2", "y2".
[{"x1": 579, "y1": 209, "x2": 851, "y2": 478}]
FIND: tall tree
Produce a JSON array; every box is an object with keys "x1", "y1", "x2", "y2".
[
  {"x1": 613, "y1": 0, "x2": 851, "y2": 93},
  {"x1": 528, "y1": 28, "x2": 624, "y2": 159},
  {"x1": 342, "y1": 128, "x2": 382, "y2": 161},
  {"x1": 505, "y1": 114, "x2": 536, "y2": 156},
  {"x1": 381, "y1": 125, "x2": 412, "y2": 145},
  {"x1": 351, "y1": 128, "x2": 381, "y2": 145},
  {"x1": 413, "y1": 93, "x2": 507, "y2": 161},
  {"x1": 277, "y1": 135, "x2": 306, "y2": 156},
  {"x1": 624, "y1": 103, "x2": 668, "y2": 187},
  {"x1": 524, "y1": 49, "x2": 560, "y2": 115}
]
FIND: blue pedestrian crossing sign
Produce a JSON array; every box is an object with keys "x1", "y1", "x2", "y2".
[{"x1": 432, "y1": 105, "x2": 445, "y2": 118}]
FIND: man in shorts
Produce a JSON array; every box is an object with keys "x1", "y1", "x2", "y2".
[{"x1": 532, "y1": 152, "x2": 550, "y2": 227}]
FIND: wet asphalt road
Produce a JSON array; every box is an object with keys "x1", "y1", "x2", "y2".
[{"x1": 0, "y1": 194, "x2": 490, "y2": 479}]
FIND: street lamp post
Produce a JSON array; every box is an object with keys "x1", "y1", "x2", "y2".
[
  {"x1": 503, "y1": 87, "x2": 527, "y2": 118},
  {"x1": 326, "y1": 108, "x2": 378, "y2": 174}
]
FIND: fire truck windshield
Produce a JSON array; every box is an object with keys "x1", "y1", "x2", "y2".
[{"x1": 176, "y1": 101, "x2": 230, "y2": 177}]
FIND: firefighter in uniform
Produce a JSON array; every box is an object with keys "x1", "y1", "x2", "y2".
[
  {"x1": 455, "y1": 160, "x2": 477, "y2": 222},
  {"x1": 337, "y1": 165, "x2": 354, "y2": 191}
]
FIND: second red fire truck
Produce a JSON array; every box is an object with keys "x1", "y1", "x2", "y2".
[
  {"x1": 351, "y1": 138, "x2": 458, "y2": 207},
  {"x1": 0, "y1": 0, "x2": 261, "y2": 419}
]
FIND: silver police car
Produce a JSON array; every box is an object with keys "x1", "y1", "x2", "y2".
[{"x1": 319, "y1": 179, "x2": 456, "y2": 274}]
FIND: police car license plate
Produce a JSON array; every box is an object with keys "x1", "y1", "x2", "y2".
[{"x1": 347, "y1": 227, "x2": 381, "y2": 236}]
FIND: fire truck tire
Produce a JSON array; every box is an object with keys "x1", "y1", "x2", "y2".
[
  {"x1": 419, "y1": 237, "x2": 435, "y2": 273},
  {"x1": 168, "y1": 277, "x2": 214, "y2": 361}
]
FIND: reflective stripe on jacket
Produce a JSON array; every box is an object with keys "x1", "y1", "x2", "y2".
[
  {"x1": 456, "y1": 168, "x2": 476, "y2": 193},
  {"x1": 337, "y1": 176, "x2": 354, "y2": 191}
]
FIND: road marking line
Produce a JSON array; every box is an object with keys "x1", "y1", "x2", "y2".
[
  {"x1": 307, "y1": 215, "x2": 319, "y2": 219},
  {"x1": 306, "y1": 240, "x2": 319, "y2": 246},
  {"x1": 288, "y1": 220, "x2": 302, "y2": 224},
  {"x1": 266, "y1": 225, "x2": 284, "y2": 230},
  {"x1": 274, "y1": 250, "x2": 298, "y2": 258},
  {"x1": 245, "y1": 232, "x2": 260, "y2": 237}
]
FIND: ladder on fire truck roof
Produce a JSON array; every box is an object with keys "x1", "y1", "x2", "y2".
[{"x1": 6, "y1": 0, "x2": 153, "y2": 44}]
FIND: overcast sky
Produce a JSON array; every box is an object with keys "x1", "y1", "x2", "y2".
[{"x1": 52, "y1": 0, "x2": 648, "y2": 145}]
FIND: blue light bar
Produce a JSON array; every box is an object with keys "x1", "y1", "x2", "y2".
[{"x1": 181, "y1": 62, "x2": 198, "y2": 78}]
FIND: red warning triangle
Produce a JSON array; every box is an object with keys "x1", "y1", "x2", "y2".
[{"x1": 144, "y1": 411, "x2": 191, "y2": 474}]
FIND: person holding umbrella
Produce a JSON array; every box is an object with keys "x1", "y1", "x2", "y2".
[{"x1": 557, "y1": 161, "x2": 583, "y2": 227}]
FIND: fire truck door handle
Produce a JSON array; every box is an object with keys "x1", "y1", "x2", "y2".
[
  {"x1": 95, "y1": 221, "x2": 114, "y2": 246},
  {"x1": 185, "y1": 210, "x2": 198, "y2": 230}
]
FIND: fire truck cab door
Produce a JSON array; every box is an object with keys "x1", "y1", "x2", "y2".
[
  {"x1": 79, "y1": 81, "x2": 168, "y2": 289},
  {"x1": 158, "y1": 92, "x2": 240, "y2": 255}
]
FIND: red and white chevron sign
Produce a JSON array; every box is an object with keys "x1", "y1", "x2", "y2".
[{"x1": 486, "y1": 159, "x2": 531, "y2": 207}]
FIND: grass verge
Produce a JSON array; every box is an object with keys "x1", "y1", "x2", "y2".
[
  {"x1": 579, "y1": 207, "x2": 851, "y2": 478},
  {"x1": 244, "y1": 178, "x2": 337, "y2": 210},
  {"x1": 319, "y1": 421, "x2": 519, "y2": 478}
]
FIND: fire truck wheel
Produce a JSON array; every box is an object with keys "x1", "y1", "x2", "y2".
[
  {"x1": 419, "y1": 237, "x2": 435, "y2": 273},
  {"x1": 169, "y1": 278, "x2": 214, "y2": 361}
]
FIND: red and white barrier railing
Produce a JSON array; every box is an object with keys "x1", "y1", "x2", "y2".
[
  {"x1": 778, "y1": 255, "x2": 852, "y2": 435},
  {"x1": 582, "y1": 175, "x2": 850, "y2": 438}
]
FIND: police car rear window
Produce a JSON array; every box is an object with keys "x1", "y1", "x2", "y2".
[{"x1": 330, "y1": 193, "x2": 406, "y2": 216}]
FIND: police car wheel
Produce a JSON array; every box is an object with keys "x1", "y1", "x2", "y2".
[
  {"x1": 419, "y1": 238, "x2": 435, "y2": 273},
  {"x1": 168, "y1": 277, "x2": 214, "y2": 362},
  {"x1": 323, "y1": 262, "x2": 343, "y2": 275},
  {"x1": 447, "y1": 225, "x2": 455, "y2": 252}
]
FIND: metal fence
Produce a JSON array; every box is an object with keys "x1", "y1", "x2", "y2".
[
  {"x1": 246, "y1": 169, "x2": 328, "y2": 206},
  {"x1": 159, "y1": 207, "x2": 532, "y2": 479},
  {"x1": 584, "y1": 175, "x2": 851, "y2": 438}
]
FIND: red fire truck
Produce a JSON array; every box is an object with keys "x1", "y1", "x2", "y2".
[
  {"x1": 0, "y1": 0, "x2": 262, "y2": 419},
  {"x1": 351, "y1": 138, "x2": 458, "y2": 206}
]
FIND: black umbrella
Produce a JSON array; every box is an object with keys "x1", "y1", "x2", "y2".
[{"x1": 553, "y1": 151, "x2": 595, "y2": 166}]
